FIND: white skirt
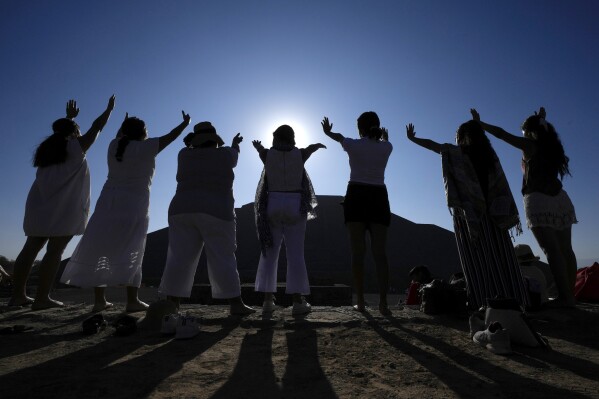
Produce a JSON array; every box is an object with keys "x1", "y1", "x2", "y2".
[
  {"x1": 60, "y1": 186, "x2": 150, "y2": 288},
  {"x1": 523, "y1": 189, "x2": 577, "y2": 230}
]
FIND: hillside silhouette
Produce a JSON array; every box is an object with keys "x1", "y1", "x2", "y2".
[{"x1": 141, "y1": 195, "x2": 461, "y2": 292}]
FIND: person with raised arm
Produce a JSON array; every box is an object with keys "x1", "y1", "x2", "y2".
[
  {"x1": 61, "y1": 110, "x2": 191, "y2": 313},
  {"x1": 321, "y1": 112, "x2": 393, "y2": 316},
  {"x1": 158, "y1": 122, "x2": 254, "y2": 316},
  {"x1": 406, "y1": 119, "x2": 530, "y2": 310},
  {"x1": 9, "y1": 96, "x2": 115, "y2": 309},
  {"x1": 471, "y1": 108, "x2": 577, "y2": 308},
  {"x1": 253, "y1": 125, "x2": 325, "y2": 315}
]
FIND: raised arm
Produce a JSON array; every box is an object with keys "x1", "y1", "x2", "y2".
[
  {"x1": 301, "y1": 143, "x2": 326, "y2": 162},
  {"x1": 381, "y1": 127, "x2": 389, "y2": 142},
  {"x1": 231, "y1": 133, "x2": 243, "y2": 152},
  {"x1": 406, "y1": 123, "x2": 443, "y2": 154},
  {"x1": 78, "y1": 95, "x2": 116, "y2": 153},
  {"x1": 321, "y1": 117, "x2": 345, "y2": 143},
  {"x1": 470, "y1": 108, "x2": 530, "y2": 152},
  {"x1": 252, "y1": 140, "x2": 268, "y2": 163},
  {"x1": 158, "y1": 111, "x2": 191, "y2": 153}
]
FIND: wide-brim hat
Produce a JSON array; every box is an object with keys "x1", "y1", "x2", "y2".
[
  {"x1": 190, "y1": 121, "x2": 225, "y2": 147},
  {"x1": 514, "y1": 244, "x2": 540, "y2": 263},
  {"x1": 137, "y1": 299, "x2": 178, "y2": 331}
]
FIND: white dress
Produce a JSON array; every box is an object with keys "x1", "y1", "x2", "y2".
[
  {"x1": 23, "y1": 138, "x2": 90, "y2": 237},
  {"x1": 60, "y1": 137, "x2": 160, "y2": 288}
]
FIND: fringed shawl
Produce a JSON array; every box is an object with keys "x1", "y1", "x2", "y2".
[
  {"x1": 254, "y1": 167, "x2": 317, "y2": 256},
  {"x1": 441, "y1": 144, "x2": 522, "y2": 242}
]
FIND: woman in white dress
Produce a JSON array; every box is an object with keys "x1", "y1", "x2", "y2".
[
  {"x1": 9, "y1": 96, "x2": 115, "y2": 309},
  {"x1": 253, "y1": 125, "x2": 326, "y2": 315},
  {"x1": 321, "y1": 112, "x2": 393, "y2": 315},
  {"x1": 61, "y1": 111, "x2": 190, "y2": 312}
]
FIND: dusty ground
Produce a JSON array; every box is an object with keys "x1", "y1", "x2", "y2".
[{"x1": 1, "y1": 288, "x2": 598, "y2": 399}]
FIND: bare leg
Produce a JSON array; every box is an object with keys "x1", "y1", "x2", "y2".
[
  {"x1": 229, "y1": 296, "x2": 255, "y2": 315},
  {"x1": 92, "y1": 287, "x2": 113, "y2": 312},
  {"x1": 532, "y1": 226, "x2": 575, "y2": 306},
  {"x1": 347, "y1": 222, "x2": 367, "y2": 311},
  {"x1": 555, "y1": 227, "x2": 577, "y2": 297},
  {"x1": 370, "y1": 224, "x2": 391, "y2": 316},
  {"x1": 9, "y1": 237, "x2": 47, "y2": 306},
  {"x1": 125, "y1": 286, "x2": 148, "y2": 313},
  {"x1": 32, "y1": 236, "x2": 72, "y2": 310}
]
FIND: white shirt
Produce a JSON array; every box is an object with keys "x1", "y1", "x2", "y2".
[{"x1": 342, "y1": 137, "x2": 392, "y2": 185}]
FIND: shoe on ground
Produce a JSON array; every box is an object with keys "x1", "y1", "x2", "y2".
[
  {"x1": 262, "y1": 300, "x2": 276, "y2": 313},
  {"x1": 469, "y1": 313, "x2": 486, "y2": 338},
  {"x1": 473, "y1": 321, "x2": 512, "y2": 355},
  {"x1": 292, "y1": 297, "x2": 311, "y2": 316},
  {"x1": 175, "y1": 315, "x2": 200, "y2": 340},
  {"x1": 160, "y1": 313, "x2": 180, "y2": 335}
]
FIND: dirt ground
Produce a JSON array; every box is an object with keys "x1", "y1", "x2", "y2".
[{"x1": 1, "y1": 288, "x2": 598, "y2": 399}]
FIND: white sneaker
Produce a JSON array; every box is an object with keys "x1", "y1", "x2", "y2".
[
  {"x1": 262, "y1": 300, "x2": 276, "y2": 313},
  {"x1": 473, "y1": 321, "x2": 512, "y2": 355},
  {"x1": 292, "y1": 297, "x2": 311, "y2": 315},
  {"x1": 175, "y1": 315, "x2": 200, "y2": 340},
  {"x1": 160, "y1": 313, "x2": 180, "y2": 335}
]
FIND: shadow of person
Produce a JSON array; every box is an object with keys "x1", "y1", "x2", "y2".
[
  {"x1": 366, "y1": 313, "x2": 590, "y2": 398},
  {"x1": 0, "y1": 317, "x2": 238, "y2": 398},
  {"x1": 281, "y1": 326, "x2": 337, "y2": 398},
  {"x1": 210, "y1": 327, "x2": 280, "y2": 398}
]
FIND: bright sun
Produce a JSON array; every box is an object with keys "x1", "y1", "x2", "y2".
[{"x1": 260, "y1": 115, "x2": 314, "y2": 148}]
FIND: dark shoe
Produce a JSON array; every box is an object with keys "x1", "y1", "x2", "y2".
[
  {"x1": 113, "y1": 315, "x2": 138, "y2": 336},
  {"x1": 82, "y1": 314, "x2": 107, "y2": 335}
]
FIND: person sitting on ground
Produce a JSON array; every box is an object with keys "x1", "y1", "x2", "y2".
[
  {"x1": 515, "y1": 243, "x2": 550, "y2": 305},
  {"x1": 158, "y1": 122, "x2": 254, "y2": 315},
  {"x1": 253, "y1": 125, "x2": 326, "y2": 315},
  {"x1": 9, "y1": 97, "x2": 115, "y2": 309},
  {"x1": 61, "y1": 110, "x2": 190, "y2": 313}
]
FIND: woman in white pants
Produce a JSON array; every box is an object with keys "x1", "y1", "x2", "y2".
[
  {"x1": 253, "y1": 125, "x2": 326, "y2": 314},
  {"x1": 159, "y1": 122, "x2": 254, "y2": 315}
]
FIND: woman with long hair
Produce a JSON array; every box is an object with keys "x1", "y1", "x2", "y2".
[
  {"x1": 321, "y1": 112, "x2": 393, "y2": 315},
  {"x1": 253, "y1": 125, "x2": 325, "y2": 315},
  {"x1": 61, "y1": 111, "x2": 190, "y2": 312},
  {"x1": 9, "y1": 96, "x2": 115, "y2": 309},
  {"x1": 158, "y1": 122, "x2": 254, "y2": 315},
  {"x1": 472, "y1": 108, "x2": 577, "y2": 307},
  {"x1": 406, "y1": 119, "x2": 530, "y2": 310}
]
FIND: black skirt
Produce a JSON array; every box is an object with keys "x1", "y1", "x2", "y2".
[{"x1": 342, "y1": 183, "x2": 391, "y2": 226}]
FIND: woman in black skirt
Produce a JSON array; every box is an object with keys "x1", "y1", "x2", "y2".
[{"x1": 321, "y1": 112, "x2": 393, "y2": 315}]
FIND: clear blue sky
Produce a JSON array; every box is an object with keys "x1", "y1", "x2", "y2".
[{"x1": 1, "y1": 1, "x2": 598, "y2": 266}]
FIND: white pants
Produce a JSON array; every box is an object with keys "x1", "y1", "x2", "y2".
[
  {"x1": 159, "y1": 213, "x2": 241, "y2": 299},
  {"x1": 255, "y1": 192, "x2": 310, "y2": 294}
]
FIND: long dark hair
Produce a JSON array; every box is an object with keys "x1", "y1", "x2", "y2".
[
  {"x1": 116, "y1": 117, "x2": 146, "y2": 162},
  {"x1": 33, "y1": 118, "x2": 80, "y2": 167},
  {"x1": 456, "y1": 120, "x2": 496, "y2": 174},
  {"x1": 521, "y1": 114, "x2": 570, "y2": 179},
  {"x1": 272, "y1": 125, "x2": 296, "y2": 147},
  {"x1": 357, "y1": 111, "x2": 383, "y2": 139}
]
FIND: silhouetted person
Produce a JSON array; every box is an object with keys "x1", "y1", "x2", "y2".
[
  {"x1": 406, "y1": 119, "x2": 529, "y2": 309},
  {"x1": 321, "y1": 112, "x2": 393, "y2": 316},
  {"x1": 158, "y1": 122, "x2": 254, "y2": 315},
  {"x1": 60, "y1": 111, "x2": 190, "y2": 313},
  {"x1": 9, "y1": 96, "x2": 115, "y2": 309},
  {"x1": 253, "y1": 125, "x2": 326, "y2": 315},
  {"x1": 472, "y1": 108, "x2": 577, "y2": 308}
]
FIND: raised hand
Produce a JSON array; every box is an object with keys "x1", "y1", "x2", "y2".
[
  {"x1": 232, "y1": 133, "x2": 243, "y2": 146},
  {"x1": 181, "y1": 110, "x2": 191, "y2": 125},
  {"x1": 538, "y1": 107, "x2": 546, "y2": 119},
  {"x1": 381, "y1": 127, "x2": 389, "y2": 141},
  {"x1": 66, "y1": 99, "x2": 79, "y2": 119},
  {"x1": 313, "y1": 143, "x2": 327, "y2": 149},
  {"x1": 406, "y1": 123, "x2": 416, "y2": 140},
  {"x1": 321, "y1": 117, "x2": 333, "y2": 134},
  {"x1": 470, "y1": 108, "x2": 480, "y2": 121},
  {"x1": 252, "y1": 140, "x2": 262, "y2": 149},
  {"x1": 107, "y1": 95, "x2": 116, "y2": 111}
]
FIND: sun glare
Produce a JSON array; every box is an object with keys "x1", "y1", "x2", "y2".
[{"x1": 260, "y1": 115, "x2": 314, "y2": 148}]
